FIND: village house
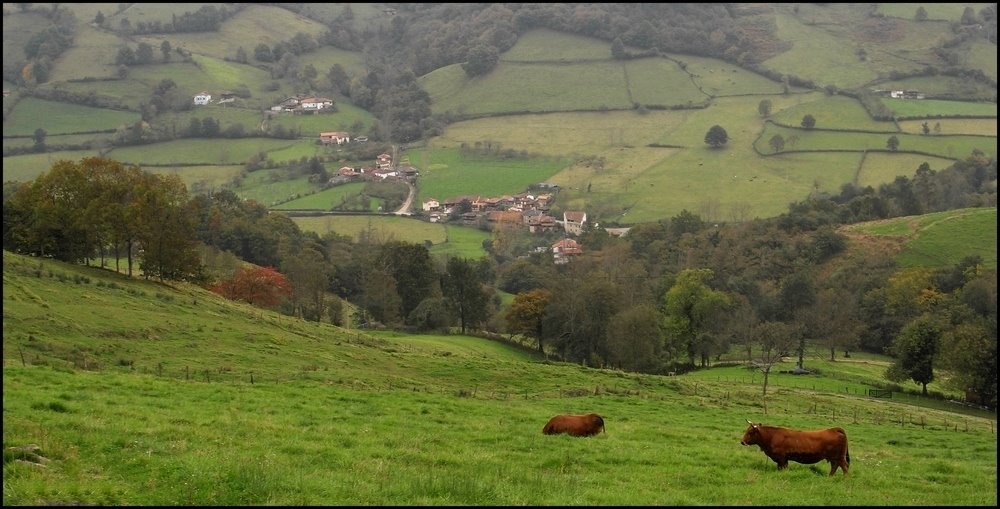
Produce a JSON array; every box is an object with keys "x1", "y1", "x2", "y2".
[
  {"x1": 422, "y1": 198, "x2": 440, "y2": 212},
  {"x1": 563, "y1": 210, "x2": 587, "y2": 235},
  {"x1": 193, "y1": 91, "x2": 212, "y2": 105},
  {"x1": 376, "y1": 153, "x2": 392, "y2": 170},
  {"x1": 552, "y1": 238, "x2": 583, "y2": 264},
  {"x1": 320, "y1": 131, "x2": 351, "y2": 145},
  {"x1": 299, "y1": 96, "x2": 334, "y2": 111}
]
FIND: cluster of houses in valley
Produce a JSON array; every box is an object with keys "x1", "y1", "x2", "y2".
[{"x1": 192, "y1": 91, "x2": 337, "y2": 112}]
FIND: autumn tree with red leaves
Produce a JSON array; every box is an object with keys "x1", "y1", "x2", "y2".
[{"x1": 211, "y1": 266, "x2": 292, "y2": 308}]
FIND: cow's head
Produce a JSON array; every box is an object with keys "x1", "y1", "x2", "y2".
[{"x1": 741, "y1": 419, "x2": 760, "y2": 446}]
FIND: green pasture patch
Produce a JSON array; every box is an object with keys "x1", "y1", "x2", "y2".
[
  {"x1": 407, "y1": 147, "x2": 569, "y2": 205},
  {"x1": 845, "y1": 208, "x2": 997, "y2": 269},
  {"x1": 46, "y1": 24, "x2": 125, "y2": 82},
  {"x1": 896, "y1": 208, "x2": 998, "y2": 269},
  {"x1": 268, "y1": 102, "x2": 376, "y2": 137},
  {"x1": 625, "y1": 58, "x2": 708, "y2": 107},
  {"x1": 1, "y1": 150, "x2": 103, "y2": 183},
  {"x1": 756, "y1": 123, "x2": 996, "y2": 159},
  {"x1": 262, "y1": 140, "x2": 327, "y2": 162},
  {"x1": 3, "y1": 132, "x2": 114, "y2": 152},
  {"x1": 874, "y1": 75, "x2": 996, "y2": 102},
  {"x1": 676, "y1": 54, "x2": 785, "y2": 96},
  {"x1": 421, "y1": 61, "x2": 633, "y2": 117},
  {"x1": 3, "y1": 98, "x2": 139, "y2": 136},
  {"x1": 141, "y1": 4, "x2": 327, "y2": 62},
  {"x1": 235, "y1": 171, "x2": 315, "y2": 207},
  {"x1": 291, "y1": 3, "x2": 387, "y2": 27},
  {"x1": 501, "y1": 28, "x2": 613, "y2": 62},
  {"x1": 104, "y1": 138, "x2": 309, "y2": 166},
  {"x1": 147, "y1": 164, "x2": 244, "y2": 195},
  {"x1": 43, "y1": 77, "x2": 151, "y2": 111},
  {"x1": 769, "y1": 93, "x2": 894, "y2": 132},
  {"x1": 297, "y1": 46, "x2": 370, "y2": 78},
  {"x1": 151, "y1": 105, "x2": 263, "y2": 135},
  {"x1": 428, "y1": 225, "x2": 492, "y2": 260},
  {"x1": 897, "y1": 118, "x2": 997, "y2": 136},
  {"x1": 109, "y1": 3, "x2": 229, "y2": 25},
  {"x1": 127, "y1": 57, "x2": 280, "y2": 102},
  {"x1": 431, "y1": 109, "x2": 693, "y2": 159},
  {"x1": 273, "y1": 182, "x2": 378, "y2": 211},
  {"x1": 292, "y1": 215, "x2": 446, "y2": 245},
  {"x1": 881, "y1": 98, "x2": 997, "y2": 119},
  {"x1": 877, "y1": 3, "x2": 995, "y2": 21},
  {"x1": 966, "y1": 40, "x2": 997, "y2": 81},
  {"x1": 2, "y1": 10, "x2": 49, "y2": 68},
  {"x1": 856, "y1": 152, "x2": 955, "y2": 188},
  {"x1": 763, "y1": 12, "x2": 879, "y2": 89}
]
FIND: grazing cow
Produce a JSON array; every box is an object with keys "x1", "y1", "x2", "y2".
[
  {"x1": 542, "y1": 413, "x2": 606, "y2": 437},
  {"x1": 740, "y1": 419, "x2": 850, "y2": 476}
]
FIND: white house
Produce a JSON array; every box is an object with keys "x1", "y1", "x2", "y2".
[
  {"x1": 319, "y1": 131, "x2": 350, "y2": 145},
  {"x1": 193, "y1": 92, "x2": 212, "y2": 105},
  {"x1": 422, "y1": 198, "x2": 440, "y2": 212},
  {"x1": 300, "y1": 97, "x2": 334, "y2": 110}
]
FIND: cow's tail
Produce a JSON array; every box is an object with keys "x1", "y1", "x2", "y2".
[{"x1": 846, "y1": 446, "x2": 850, "y2": 465}]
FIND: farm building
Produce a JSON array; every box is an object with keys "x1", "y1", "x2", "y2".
[
  {"x1": 320, "y1": 131, "x2": 351, "y2": 145},
  {"x1": 193, "y1": 92, "x2": 211, "y2": 105}
]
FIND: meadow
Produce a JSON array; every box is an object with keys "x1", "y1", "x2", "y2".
[
  {"x1": 290, "y1": 214, "x2": 491, "y2": 259},
  {"x1": 842, "y1": 207, "x2": 998, "y2": 269},
  {"x1": 756, "y1": 122, "x2": 996, "y2": 160},
  {"x1": 3, "y1": 97, "x2": 139, "y2": 136},
  {"x1": 2, "y1": 250, "x2": 996, "y2": 505}
]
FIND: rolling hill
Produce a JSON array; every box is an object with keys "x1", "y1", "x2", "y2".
[{"x1": 2, "y1": 249, "x2": 996, "y2": 505}]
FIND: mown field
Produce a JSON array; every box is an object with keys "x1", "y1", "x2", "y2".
[
  {"x1": 3, "y1": 98, "x2": 139, "y2": 136},
  {"x1": 2, "y1": 250, "x2": 996, "y2": 505}
]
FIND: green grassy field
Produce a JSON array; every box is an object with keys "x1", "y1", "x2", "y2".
[
  {"x1": 876, "y1": 3, "x2": 995, "y2": 21},
  {"x1": 843, "y1": 207, "x2": 998, "y2": 269},
  {"x1": 756, "y1": 122, "x2": 996, "y2": 159},
  {"x1": 875, "y1": 75, "x2": 997, "y2": 102},
  {"x1": 769, "y1": 93, "x2": 895, "y2": 132},
  {"x1": 130, "y1": 4, "x2": 328, "y2": 63},
  {"x1": 2, "y1": 250, "x2": 996, "y2": 505},
  {"x1": 881, "y1": 98, "x2": 998, "y2": 119},
  {"x1": 897, "y1": 118, "x2": 997, "y2": 136},
  {"x1": 856, "y1": 152, "x2": 956, "y2": 188},
  {"x1": 273, "y1": 182, "x2": 382, "y2": 211},
  {"x1": 105, "y1": 138, "x2": 320, "y2": 166},
  {"x1": 2, "y1": 150, "x2": 103, "y2": 183},
  {"x1": 501, "y1": 28, "x2": 612, "y2": 62},
  {"x1": 267, "y1": 102, "x2": 376, "y2": 137},
  {"x1": 3, "y1": 98, "x2": 140, "y2": 136},
  {"x1": 764, "y1": 12, "x2": 880, "y2": 90},
  {"x1": 407, "y1": 147, "x2": 570, "y2": 206},
  {"x1": 289, "y1": 215, "x2": 490, "y2": 260},
  {"x1": 625, "y1": 58, "x2": 708, "y2": 106}
]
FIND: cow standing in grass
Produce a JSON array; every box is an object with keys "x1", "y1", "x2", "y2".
[
  {"x1": 543, "y1": 413, "x2": 605, "y2": 437},
  {"x1": 740, "y1": 420, "x2": 850, "y2": 475}
]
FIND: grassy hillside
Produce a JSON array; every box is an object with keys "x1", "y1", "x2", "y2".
[
  {"x1": 2, "y1": 250, "x2": 996, "y2": 505},
  {"x1": 841, "y1": 207, "x2": 998, "y2": 269}
]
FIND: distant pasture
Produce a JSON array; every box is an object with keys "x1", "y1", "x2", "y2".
[
  {"x1": 235, "y1": 171, "x2": 315, "y2": 206},
  {"x1": 2, "y1": 150, "x2": 102, "y2": 183},
  {"x1": 272, "y1": 182, "x2": 380, "y2": 211},
  {"x1": 405, "y1": 147, "x2": 569, "y2": 206},
  {"x1": 422, "y1": 61, "x2": 633, "y2": 116},
  {"x1": 769, "y1": 93, "x2": 895, "y2": 131},
  {"x1": 132, "y1": 4, "x2": 328, "y2": 62},
  {"x1": 881, "y1": 98, "x2": 998, "y2": 118},
  {"x1": 625, "y1": 58, "x2": 708, "y2": 106},
  {"x1": 764, "y1": 12, "x2": 879, "y2": 89},
  {"x1": 46, "y1": 25, "x2": 124, "y2": 81},
  {"x1": 501, "y1": 28, "x2": 612, "y2": 62},
  {"x1": 876, "y1": 3, "x2": 995, "y2": 21},
  {"x1": 105, "y1": 138, "x2": 320, "y2": 166},
  {"x1": 856, "y1": 152, "x2": 956, "y2": 188},
  {"x1": 756, "y1": 123, "x2": 996, "y2": 159},
  {"x1": 897, "y1": 118, "x2": 997, "y2": 137},
  {"x1": 3, "y1": 98, "x2": 139, "y2": 136}
]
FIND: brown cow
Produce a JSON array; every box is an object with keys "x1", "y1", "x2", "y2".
[
  {"x1": 542, "y1": 413, "x2": 606, "y2": 437},
  {"x1": 740, "y1": 420, "x2": 850, "y2": 476}
]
